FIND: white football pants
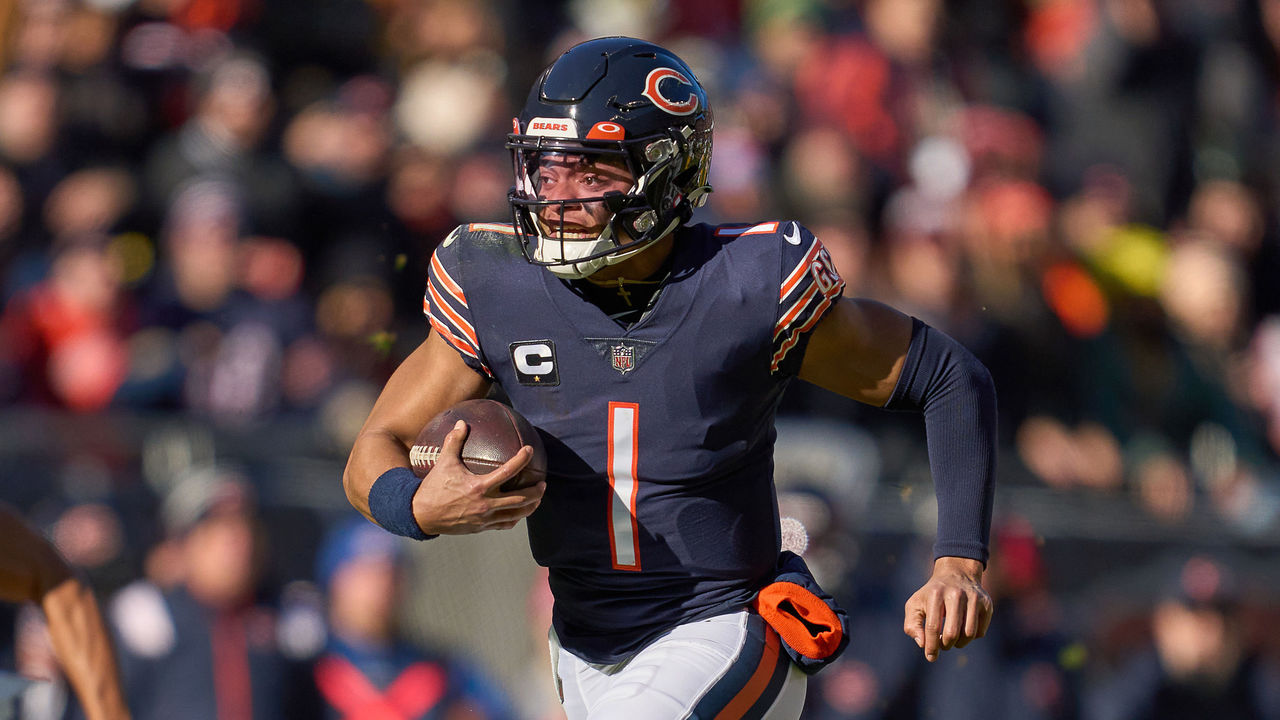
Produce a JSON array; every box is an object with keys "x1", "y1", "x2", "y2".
[{"x1": 549, "y1": 610, "x2": 807, "y2": 719}]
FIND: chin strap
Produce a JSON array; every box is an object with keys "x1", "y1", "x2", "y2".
[
  {"x1": 600, "y1": 219, "x2": 679, "y2": 267},
  {"x1": 687, "y1": 184, "x2": 712, "y2": 208}
]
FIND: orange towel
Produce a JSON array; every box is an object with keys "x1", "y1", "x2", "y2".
[{"x1": 752, "y1": 581, "x2": 844, "y2": 660}]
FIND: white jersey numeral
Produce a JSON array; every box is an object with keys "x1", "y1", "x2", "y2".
[{"x1": 607, "y1": 402, "x2": 641, "y2": 571}]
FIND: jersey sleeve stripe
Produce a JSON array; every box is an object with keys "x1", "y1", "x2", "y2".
[
  {"x1": 772, "y1": 238, "x2": 846, "y2": 372},
  {"x1": 425, "y1": 315, "x2": 476, "y2": 359},
  {"x1": 430, "y1": 253, "x2": 468, "y2": 305},
  {"x1": 427, "y1": 315, "x2": 494, "y2": 377},
  {"x1": 770, "y1": 291, "x2": 840, "y2": 372},
  {"x1": 424, "y1": 308, "x2": 479, "y2": 359},
  {"x1": 779, "y1": 241, "x2": 821, "y2": 300},
  {"x1": 774, "y1": 282, "x2": 820, "y2": 340},
  {"x1": 427, "y1": 280, "x2": 481, "y2": 350}
]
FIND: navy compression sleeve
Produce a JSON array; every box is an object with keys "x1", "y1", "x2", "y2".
[{"x1": 884, "y1": 318, "x2": 997, "y2": 564}]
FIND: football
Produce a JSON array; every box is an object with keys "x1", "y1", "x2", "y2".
[{"x1": 409, "y1": 399, "x2": 547, "y2": 491}]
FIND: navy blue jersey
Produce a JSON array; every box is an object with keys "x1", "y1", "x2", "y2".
[{"x1": 426, "y1": 221, "x2": 844, "y2": 663}]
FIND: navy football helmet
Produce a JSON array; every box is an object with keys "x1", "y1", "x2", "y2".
[{"x1": 507, "y1": 37, "x2": 713, "y2": 278}]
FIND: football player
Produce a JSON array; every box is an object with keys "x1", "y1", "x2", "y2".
[{"x1": 345, "y1": 37, "x2": 996, "y2": 719}]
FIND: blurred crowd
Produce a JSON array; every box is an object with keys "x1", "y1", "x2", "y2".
[{"x1": 3, "y1": 0, "x2": 1280, "y2": 718}]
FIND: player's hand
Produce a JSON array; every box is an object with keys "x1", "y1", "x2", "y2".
[
  {"x1": 903, "y1": 556, "x2": 992, "y2": 662},
  {"x1": 411, "y1": 420, "x2": 545, "y2": 535}
]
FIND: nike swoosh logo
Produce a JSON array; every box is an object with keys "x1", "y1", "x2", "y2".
[{"x1": 783, "y1": 222, "x2": 801, "y2": 245}]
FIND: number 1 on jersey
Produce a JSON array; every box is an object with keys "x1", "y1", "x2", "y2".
[{"x1": 607, "y1": 402, "x2": 641, "y2": 571}]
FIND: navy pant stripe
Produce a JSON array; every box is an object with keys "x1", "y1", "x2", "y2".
[
  {"x1": 738, "y1": 640, "x2": 793, "y2": 719},
  {"x1": 689, "y1": 615, "x2": 790, "y2": 719}
]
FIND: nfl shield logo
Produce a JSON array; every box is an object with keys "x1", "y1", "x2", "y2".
[{"x1": 610, "y1": 344, "x2": 635, "y2": 374}]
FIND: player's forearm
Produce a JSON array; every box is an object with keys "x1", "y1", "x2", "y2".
[
  {"x1": 343, "y1": 333, "x2": 492, "y2": 519},
  {"x1": 42, "y1": 576, "x2": 131, "y2": 720},
  {"x1": 343, "y1": 428, "x2": 414, "y2": 519},
  {"x1": 884, "y1": 319, "x2": 997, "y2": 563},
  {"x1": 921, "y1": 362, "x2": 996, "y2": 563}
]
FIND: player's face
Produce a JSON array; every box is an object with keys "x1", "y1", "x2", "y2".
[{"x1": 533, "y1": 153, "x2": 634, "y2": 236}]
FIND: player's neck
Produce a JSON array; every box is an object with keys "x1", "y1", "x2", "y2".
[
  {"x1": 571, "y1": 234, "x2": 675, "y2": 328},
  {"x1": 586, "y1": 234, "x2": 674, "y2": 283}
]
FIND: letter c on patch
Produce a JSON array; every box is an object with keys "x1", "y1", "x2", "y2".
[{"x1": 514, "y1": 343, "x2": 554, "y2": 374}]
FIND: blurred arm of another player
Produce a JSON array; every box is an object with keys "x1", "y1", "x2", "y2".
[
  {"x1": 0, "y1": 503, "x2": 131, "y2": 720},
  {"x1": 799, "y1": 299, "x2": 997, "y2": 663},
  {"x1": 343, "y1": 331, "x2": 545, "y2": 538}
]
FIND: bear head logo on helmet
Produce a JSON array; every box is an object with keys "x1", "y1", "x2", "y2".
[{"x1": 507, "y1": 36, "x2": 714, "y2": 279}]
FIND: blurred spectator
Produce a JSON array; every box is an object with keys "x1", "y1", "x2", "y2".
[
  {"x1": 0, "y1": 69, "x2": 68, "y2": 267},
  {"x1": 42, "y1": 169, "x2": 135, "y2": 242},
  {"x1": 148, "y1": 178, "x2": 242, "y2": 319},
  {"x1": 1131, "y1": 442, "x2": 1195, "y2": 523},
  {"x1": 807, "y1": 213, "x2": 871, "y2": 296},
  {"x1": 108, "y1": 468, "x2": 317, "y2": 719},
  {"x1": 312, "y1": 517, "x2": 517, "y2": 720},
  {"x1": 393, "y1": 57, "x2": 505, "y2": 157},
  {"x1": 1159, "y1": 236, "x2": 1248, "y2": 358},
  {"x1": 1184, "y1": 179, "x2": 1280, "y2": 318},
  {"x1": 142, "y1": 50, "x2": 298, "y2": 237},
  {"x1": 1074, "y1": 288, "x2": 1248, "y2": 457},
  {"x1": 128, "y1": 178, "x2": 316, "y2": 420},
  {"x1": 384, "y1": 145, "x2": 456, "y2": 242},
  {"x1": 382, "y1": 0, "x2": 505, "y2": 67},
  {"x1": 50, "y1": 501, "x2": 133, "y2": 600},
  {"x1": 282, "y1": 75, "x2": 397, "y2": 274},
  {"x1": 0, "y1": 71, "x2": 61, "y2": 168},
  {"x1": 0, "y1": 234, "x2": 132, "y2": 411},
  {"x1": 1084, "y1": 555, "x2": 1280, "y2": 720},
  {"x1": 780, "y1": 127, "x2": 866, "y2": 220},
  {"x1": 1017, "y1": 417, "x2": 1124, "y2": 492}
]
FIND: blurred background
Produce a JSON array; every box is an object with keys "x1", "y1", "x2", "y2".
[{"x1": 2, "y1": 0, "x2": 1280, "y2": 717}]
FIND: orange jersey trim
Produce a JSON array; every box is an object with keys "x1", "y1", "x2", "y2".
[
  {"x1": 426, "y1": 315, "x2": 493, "y2": 377},
  {"x1": 426, "y1": 315, "x2": 478, "y2": 361},
  {"x1": 713, "y1": 221, "x2": 781, "y2": 237},
  {"x1": 770, "y1": 291, "x2": 840, "y2": 372},
  {"x1": 430, "y1": 253, "x2": 467, "y2": 305},
  {"x1": 427, "y1": 281, "x2": 480, "y2": 350},
  {"x1": 467, "y1": 222, "x2": 516, "y2": 235},
  {"x1": 774, "y1": 282, "x2": 820, "y2": 340},
  {"x1": 779, "y1": 241, "x2": 821, "y2": 300}
]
